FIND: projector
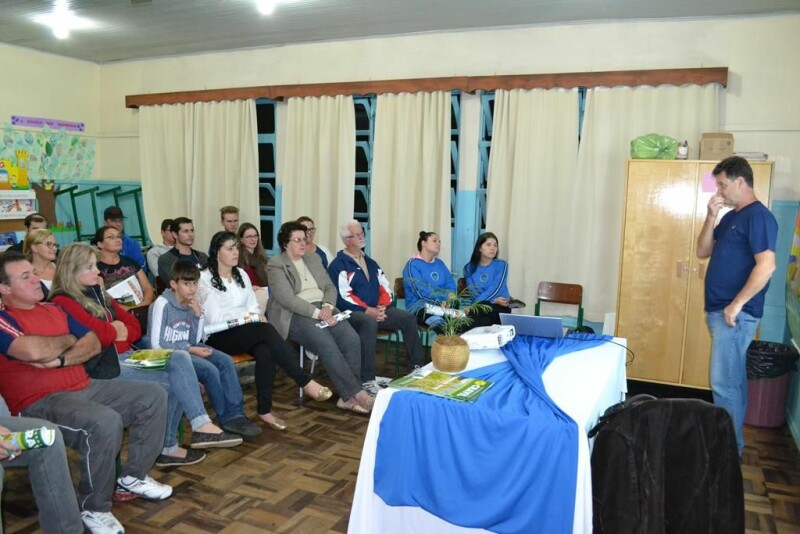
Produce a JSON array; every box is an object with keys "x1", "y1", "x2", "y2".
[{"x1": 460, "y1": 325, "x2": 516, "y2": 350}]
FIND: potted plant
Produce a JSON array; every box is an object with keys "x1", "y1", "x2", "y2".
[{"x1": 415, "y1": 285, "x2": 492, "y2": 373}]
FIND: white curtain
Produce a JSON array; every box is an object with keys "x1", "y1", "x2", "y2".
[
  {"x1": 371, "y1": 91, "x2": 452, "y2": 282},
  {"x1": 572, "y1": 84, "x2": 719, "y2": 320},
  {"x1": 280, "y1": 95, "x2": 355, "y2": 253},
  {"x1": 486, "y1": 88, "x2": 580, "y2": 311},
  {"x1": 139, "y1": 99, "x2": 259, "y2": 250}
]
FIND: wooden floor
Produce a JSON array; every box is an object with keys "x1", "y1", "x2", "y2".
[{"x1": 3, "y1": 349, "x2": 800, "y2": 533}]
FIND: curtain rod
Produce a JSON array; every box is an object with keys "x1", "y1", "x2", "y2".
[{"x1": 126, "y1": 67, "x2": 727, "y2": 108}]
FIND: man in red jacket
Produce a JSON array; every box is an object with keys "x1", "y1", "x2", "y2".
[{"x1": 0, "y1": 252, "x2": 171, "y2": 533}]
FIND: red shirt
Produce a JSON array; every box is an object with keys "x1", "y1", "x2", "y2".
[
  {"x1": 51, "y1": 295, "x2": 141, "y2": 354},
  {"x1": 0, "y1": 304, "x2": 91, "y2": 415}
]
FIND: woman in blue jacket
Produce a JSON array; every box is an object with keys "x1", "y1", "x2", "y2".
[
  {"x1": 463, "y1": 232, "x2": 512, "y2": 320},
  {"x1": 403, "y1": 231, "x2": 496, "y2": 332}
]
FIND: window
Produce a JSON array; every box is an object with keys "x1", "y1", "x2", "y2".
[{"x1": 255, "y1": 98, "x2": 278, "y2": 253}]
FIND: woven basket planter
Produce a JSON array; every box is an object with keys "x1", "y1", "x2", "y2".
[{"x1": 431, "y1": 335, "x2": 470, "y2": 373}]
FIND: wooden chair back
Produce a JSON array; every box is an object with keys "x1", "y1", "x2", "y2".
[
  {"x1": 394, "y1": 277, "x2": 405, "y2": 300},
  {"x1": 457, "y1": 277, "x2": 467, "y2": 294},
  {"x1": 536, "y1": 282, "x2": 583, "y2": 306},
  {"x1": 535, "y1": 282, "x2": 584, "y2": 328}
]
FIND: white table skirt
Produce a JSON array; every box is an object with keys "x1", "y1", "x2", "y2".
[{"x1": 348, "y1": 338, "x2": 628, "y2": 534}]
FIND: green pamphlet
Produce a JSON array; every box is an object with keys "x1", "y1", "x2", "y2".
[
  {"x1": 388, "y1": 369, "x2": 492, "y2": 403},
  {"x1": 121, "y1": 349, "x2": 172, "y2": 370}
]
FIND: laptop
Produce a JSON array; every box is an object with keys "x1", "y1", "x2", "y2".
[{"x1": 499, "y1": 313, "x2": 565, "y2": 338}]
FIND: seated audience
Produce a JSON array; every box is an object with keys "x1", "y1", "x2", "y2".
[
  {"x1": 1, "y1": 395, "x2": 83, "y2": 534},
  {"x1": 50, "y1": 243, "x2": 241, "y2": 467},
  {"x1": 159, "y1": 217, "x2": 208, "y2": 287},
  {"x1": 7, "y1": 213, "x2": 48, "y2": 253},
  {"x1": 463, "y1": 232, "x2": 512, "y2": 322},
  {"x1": 199, "y1": 232, "x2": 332, "y2": 431},
  {"x1": 267, "y1": 222, "x2": 372, "y2": 414},
  {"x1": 92, "y1": 226, "x2": 155, "y2": 307},
  {"x1": 403, "y1": 230, "x2": 496, "y2": 332},
  {"x1": 297, "y1": 216, "x2": 333, "y2": 269},
  {"x1": 149, "y1": 260, "x2": 261, "y2": 437},
  {"x1": 0, "y1": 252, "x2": 171, "y2": 533},
  {"x1": 146, "y1": 218, "x2": 175, "y2": 278},
  {"x1": 237, "y1": 222, "x2": 269, "y2": 313},
  {"x1": 23, "y1": 228, "x2": 57, "y2": 296},
  {"x1": 328, "y1": 220, "x2": 424, "y2": 391},
  {"x1": 104, "y1": 206, "x2": 146, "y2": 272}
]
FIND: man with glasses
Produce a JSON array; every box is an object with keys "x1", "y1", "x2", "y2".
[
  {"x1": 104, "y1": 206, "x2": 147, "y2": 273},
  {"x1": 328, "y1": 220, "x2": 424, "y2": 394}
]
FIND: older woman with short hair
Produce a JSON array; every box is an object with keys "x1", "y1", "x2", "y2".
[{"x1": 267, "y1": 222, "x2": 372, "y2": 414}]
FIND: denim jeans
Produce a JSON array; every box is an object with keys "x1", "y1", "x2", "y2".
[
  {"x1": 706, "y1": 309, "x2": 760, "y2": 454},
  {"x1": 118, "y1": 348, "x2": 211, "y2": 453},
  {"x1": 191, "y1": 344, "x2": 245, "y2": 425}
]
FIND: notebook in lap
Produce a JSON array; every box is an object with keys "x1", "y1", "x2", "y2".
[{"x1": 499, "y1": 313, "x2": 565, "y2": 338}]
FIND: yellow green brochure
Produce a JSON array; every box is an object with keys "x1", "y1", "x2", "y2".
[
  {"x1": 388, "y1": 369, "x2": 493, "y2": 403},
  {"x1": 121, "y1": 349, "x2": 172, "y2": 370}
]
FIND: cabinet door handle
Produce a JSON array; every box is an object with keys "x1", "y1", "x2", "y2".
[
  {"x1": 676, "y1": 261, "x2": 689, "y2": 278},
  {"x1": 698, "y1": 263, "x2": 706, "y2": 279}
]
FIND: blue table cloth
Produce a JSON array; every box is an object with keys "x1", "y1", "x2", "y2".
[{"x1": 374, "y1": 334, "x2": 611, "y2": 534}]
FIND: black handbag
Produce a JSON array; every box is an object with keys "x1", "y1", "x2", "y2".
[{"x1": 83, "y1": 343, "x2": 121, "y2": 379}]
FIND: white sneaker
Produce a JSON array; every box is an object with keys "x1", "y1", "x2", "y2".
[
  {"x1": 81, "y1": 510, "x2": 124, "y2": 534},
  {"x1": 117, "y1": 475, "x2": 173, "y2": 501},
  {"x1": 375, "y1": 376, "x2": 392, "y2": 387}
]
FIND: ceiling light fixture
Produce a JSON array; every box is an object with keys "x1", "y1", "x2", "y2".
[
  {"x1": 256, "y1": 0, "x2": 278, "y2": 16},
  {"x1": 32, "y1": 0, "x2": 97, "y2": 40}
]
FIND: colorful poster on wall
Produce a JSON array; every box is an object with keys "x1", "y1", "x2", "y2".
[
  {"x1": 0, "y1": 122, "x2": 95, "y2": 184},
  {"x1": 787, "y1": 208, "x2": 800, "y2": 345},
  {"x1": 0, "y1": 190, "x2": 37, "y2": 220}
]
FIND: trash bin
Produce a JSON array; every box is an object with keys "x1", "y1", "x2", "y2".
[{"x1": 744, "y1": 341, "x2": 799, "y2": 428}]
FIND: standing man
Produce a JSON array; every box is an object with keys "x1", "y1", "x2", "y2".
[
  {"x1": 328, "y1": 220, "x2": 425, "y2": 393},
  {"x1": 158, "y1": 217, "x2": 208, "y2": 287},
  {"x1": 147, "y1": 218, "x2": 175, "y2": 279},
  {"x1": 104, "y1": 206, "x2": 147, "y2": 272},
  {"x1": 697, "y1": 156, "x2": 778, "y2": 455}
]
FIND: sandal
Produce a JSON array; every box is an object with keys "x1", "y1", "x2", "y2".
[{"x1": 336, "y1": 398, "x2": 370, "y2": 415}]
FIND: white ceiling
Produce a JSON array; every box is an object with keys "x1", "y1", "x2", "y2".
[{"x1": 1, "y1": 0, "x2": 799, "y2": 64}]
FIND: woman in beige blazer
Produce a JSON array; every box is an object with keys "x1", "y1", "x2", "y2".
[{"x1": 267, "y1": 222, "x2": 373, "y2": 414}]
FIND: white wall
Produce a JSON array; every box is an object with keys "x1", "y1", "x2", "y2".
[
  {"x1": 0, "y1": 44, "x2": 99, "y2": 176},
  {"x1": 93, "y1": 14, "x2": 800, "y2": 198}
]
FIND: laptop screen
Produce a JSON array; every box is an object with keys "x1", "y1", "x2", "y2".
[{"x1": 499, "y1": 313, "x2": 565, "y2": 338}]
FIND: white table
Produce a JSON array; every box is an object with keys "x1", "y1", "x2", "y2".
[{"x1": 348, "y1": 338, "x2": 628, "y2": 534}]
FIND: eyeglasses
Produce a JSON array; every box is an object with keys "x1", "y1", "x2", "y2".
[
  {"x1": 345, "y1": 232, "x2": 365, "y2": 239},
  {"x1": 304, "y1": 227, "x2": 317, "y2": 233},
  {"x1": 242, "y1": 234, "x2": 259, "y2": 240},
  {"x1": 43, "y1": 242, "x2": 58, "y2": 249},
  {"x1": 290, "y1": 237, "x2": 307, "y2": 244}
]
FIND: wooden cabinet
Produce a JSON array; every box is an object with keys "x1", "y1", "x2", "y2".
[{"x1": 616, "y1": 160, "x2": 773, "y2": 389}]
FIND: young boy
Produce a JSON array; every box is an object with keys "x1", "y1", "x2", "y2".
[{"x1": 149, "y1": 260, "x2": 261, "y2": 437}]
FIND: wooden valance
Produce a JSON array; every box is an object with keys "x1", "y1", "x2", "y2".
[{"x1": 126, "y1": 67, "x2": 727, "y2": 108}]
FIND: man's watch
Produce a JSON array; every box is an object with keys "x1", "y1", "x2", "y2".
[{"x1": 57, "y1": 353, "x2": 66, "y2": 368}]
